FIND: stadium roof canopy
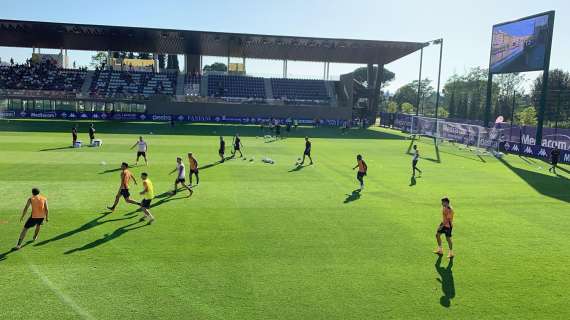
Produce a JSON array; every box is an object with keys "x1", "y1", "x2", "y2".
[{"x1": 0, "y1": 19, "x2": 426, "y2": 65}]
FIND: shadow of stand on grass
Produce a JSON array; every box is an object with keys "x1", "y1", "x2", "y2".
[
  {"x1": 435, "y1": 255, "x2": 455, "y2": 308},
  {"x1": 498, "y1": 157, "x2": 570, "y2": 204}
]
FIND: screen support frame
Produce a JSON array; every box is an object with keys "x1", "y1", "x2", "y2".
[{"x1": 484, "y1": 10, "x2": 555, "y2": 146}]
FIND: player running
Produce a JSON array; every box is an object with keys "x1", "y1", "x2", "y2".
[
  {"x1": 139, "y1": 172, "x2": 155, "y2": 224},
  {"x1": 219, "y1": 136, "x2": 226, "y2": 162},
  {"x1": 300, "y1": 137, "x2": 313, "y2": 165},
  {"x1": 72, "y1": 126, "x2": 78, "y2": 146},
  {"x1": 89, "y1": 123, "x2": 96, "y2": 145},
  {"x1": 14, "y1": 188, "x2": 49, "y2": 250},
  {"x1": 412, "y1": 145, "x2": 422, "y2": 177},
  {"x1": 434, "y1": 197, "x2": 455, "y2": 259},
  {"x1": 232, "y1": 134, "x2": 243, "y2": 158},
  {"x1": 107, "y1": 162, "x2": 140, "y2": 212},
  {"x1": 188, "y1": 152, "x2": 199, "y2": 186},
  {"x1": 131, "y1": 136, "x2": 148, "y2": 166},
  {"x1": 352, "y1": 154, "x2": 368, "y2": 190},
  {"x1": 169, "y1": 157, "x2": 193, "y2": 197},
  {"x1": 548, "y1": 146, "x2": 561, "y2": 174}
]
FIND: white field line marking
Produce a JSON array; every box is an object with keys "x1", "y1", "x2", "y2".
[{"x1": 27, "y1": 261, "x2": 95, "y2": 320}]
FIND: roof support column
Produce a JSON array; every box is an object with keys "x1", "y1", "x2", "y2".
[
  {"x1": 367, "y1": 63, "x2": 376, "y2": 115},
  {"x1": 283, "y1": 60, "x2": 288, "y2": 78},
  {"x1": 375, "y1": 64, "x2": 384, "y2": 116}
]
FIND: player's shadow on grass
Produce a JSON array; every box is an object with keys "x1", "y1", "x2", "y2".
[
  {"x1": 64, "y1": 220, "x2": 149, "y2": 254},
  {"x1": 498, "y1": 157, "x2": 570, "y2": 203},
  {"x1": 34, "y1": 212, "x2": 136, "y2": 247},
  {"x1": 409, "y1": 176, "x2": 417, "y2": 186},
  {"x1": 343, "y1": 189, "x2": 361, "y2": 203},
  {"x1": 39, "y1": 146, "x2": 74, "y2": 152},
  {"x1": 556, "y1": 165, "x2": 570, "y2": 175},
  {"x1": 288, "y1": 164, "x2": 309, "y2": 172},
  {"x1": 98, "y1": 167, "x2": 123, "y2": 174},
  {"x1": 435, "y1": 255, "x2": 455, "y2": 308},
  {"x1": 0, "y1": 241, "x2": 34, "y2": 262},
  {"x1": 199, "y1": 161, "x2": 222, "y2": 171},
  {"x1": 99, "y1": 164, "x2": 142, "y2": 175},
  {"x1": 121, "y1": 191, "x2": 186, "y2": 215}
]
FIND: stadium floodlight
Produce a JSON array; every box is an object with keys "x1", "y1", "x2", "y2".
[{"x1": 433, "y1": 38, "x2": 444, "y2": 128}]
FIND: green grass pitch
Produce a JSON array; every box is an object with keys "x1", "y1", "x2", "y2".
[{"x1": 0, "y1": 119, "x2": 569, "y2": 319}]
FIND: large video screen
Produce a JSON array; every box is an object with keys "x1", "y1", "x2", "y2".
[{"x1": 490, "y1": 12, "x2": 553, "y2": 74}]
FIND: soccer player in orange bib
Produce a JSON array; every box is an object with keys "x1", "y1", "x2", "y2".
[
  {"x1": 107, "y1": 162, "x2": 140, "y2": 212},
  {"x1": 434, "y1": 197, "x2": 455, "y2": 258},
  {"x1": 15, "y1": 188, "x2": 49, "y2": 250},
  {"x1": 187, "y1": 152, "x2": 199, "y2": 186},
  {"x1": 352, "y1": 154, "x2": 368, "y2": 190}
]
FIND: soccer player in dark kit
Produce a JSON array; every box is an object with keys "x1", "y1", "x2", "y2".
[
  {"x1": 300, "y1": 137, "x2": 313, "y2": 165},
  {"x1": 219, "y1": 136, "x2": 226, "y2": 162},
  {"x1": 232, "y1": 134, "x2": 243, "y2": 158},
  {"x1": 72, "y1": 126, "x2": 78, "y2": 146},
  {"x1": 89, "y1": 123, "x2": 96, "y2": 145},
  {"x1": 549, "y1": 146, "x2": 561, "y2": 174}
]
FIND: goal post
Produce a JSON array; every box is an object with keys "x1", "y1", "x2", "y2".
[{"x1": 411, "y1": 115, "x2": 505, "y2": 155}]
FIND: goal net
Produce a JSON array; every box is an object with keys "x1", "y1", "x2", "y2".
[{"x1": 410, "y1": 116, "x2": 504, "y2": 155}]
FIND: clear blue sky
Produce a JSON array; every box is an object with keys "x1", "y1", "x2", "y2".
[{"x1": 1, "y1": 0, "x2": 568, "y2": 92}]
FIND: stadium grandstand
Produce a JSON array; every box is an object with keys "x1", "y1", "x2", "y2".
[{"x1": 0, "y1": 19, "x2": 425, "y2": 121}]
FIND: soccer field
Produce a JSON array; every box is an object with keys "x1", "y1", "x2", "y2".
[{"x1": 0, "y1": 119, "x2": 569, "y2": 319}]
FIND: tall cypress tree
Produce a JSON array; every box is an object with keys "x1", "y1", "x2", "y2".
[{"x1": 448, "y1": 92, "x2": 456, "y2": 118}]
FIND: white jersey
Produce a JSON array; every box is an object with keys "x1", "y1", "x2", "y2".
[
  {"x1": 177, "y1": 163, "x2": 186, "y2": 180},
  {"x1": 137, "y1": 141, "x2": 147, "y2": 152},
  {"x1": 413, "y1": 150, "x2": 419, "y2": 161}
]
